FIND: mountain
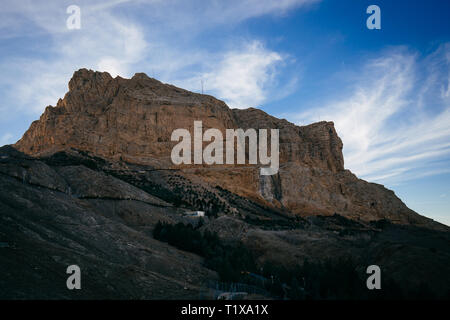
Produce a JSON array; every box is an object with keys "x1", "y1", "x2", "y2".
[
  {"x1": 1, "y1": 69, "x2": 449, "y2": 299},
  {"x1": 14, "y1": 69, "x2": 440, "y2": 228}
]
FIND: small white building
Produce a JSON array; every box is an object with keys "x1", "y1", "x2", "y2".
[{"x1": 184, "y1": 211, "x2": 205, "y2": 217}]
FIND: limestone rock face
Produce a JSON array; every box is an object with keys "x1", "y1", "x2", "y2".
[{"x1": 14, "y1": 69, "x2": 438, "y2": 228}]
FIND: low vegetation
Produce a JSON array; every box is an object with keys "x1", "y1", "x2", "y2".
[
  {"x1": 153, "y1": 221, "x2": 256, "y2": 282},
  {"x1": 153, "y1": 221, "x2": 441, "y2": 299}
]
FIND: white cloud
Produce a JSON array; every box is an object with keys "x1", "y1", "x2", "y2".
[
  {"x1": 200, "y1": 0, "x2": 320, "y2": 25},
  {"x1": 293, "y1": 44, "x2": 450, "y2": 185},
  {"x1": 0, "y1": 0, "x2": 309, "y2": 117},
  {"x1": 205, "y1": 41, "x2": 282, "y2": 108},
  {"x1": 177, "y1": 41, "x2": 283, "y2": 108},
  {"x1": 113, "y1": 0, "x2": 319, "y2": 34},
  {"x1": 0, "y1": 3, "x2": 148, "y2": 116}
]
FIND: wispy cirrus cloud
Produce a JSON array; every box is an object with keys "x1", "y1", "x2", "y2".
[
  {"x1": 190, "y1": 0, "x2": 320, "y2": 25},
  {"x1": 292, "y1": 44, "x2": 450, "y2": 184},
  {"x1": 0, "y1": 0, "x2": 313, "y2": 119},
  {"x1": 0, "y1": 2, "x2": 148, "y2": 117}
]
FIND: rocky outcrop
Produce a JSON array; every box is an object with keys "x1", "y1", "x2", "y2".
[
  {"x1": 16, "y1": 69, "x2": 343, "y2": 171},
  {"x1": 14, "y1": 69, "x2": 441, "y2": 229}
]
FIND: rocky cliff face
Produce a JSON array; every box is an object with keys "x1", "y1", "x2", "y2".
[{"x1": 14, "y1": 69, "x2": 438, "y2": 228}]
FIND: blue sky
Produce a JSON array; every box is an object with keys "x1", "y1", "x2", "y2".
[{"x1": 0, "y1": 0, "x2": 449, "y2": 225}]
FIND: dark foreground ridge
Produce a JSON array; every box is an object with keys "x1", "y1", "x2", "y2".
[{"x1": 1, "y1": 139, "x2": 449, "y2": 299}]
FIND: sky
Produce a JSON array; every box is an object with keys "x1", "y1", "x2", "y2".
[{"x1": 0, "y1": 0, "x2": 449, "y2": 225}]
